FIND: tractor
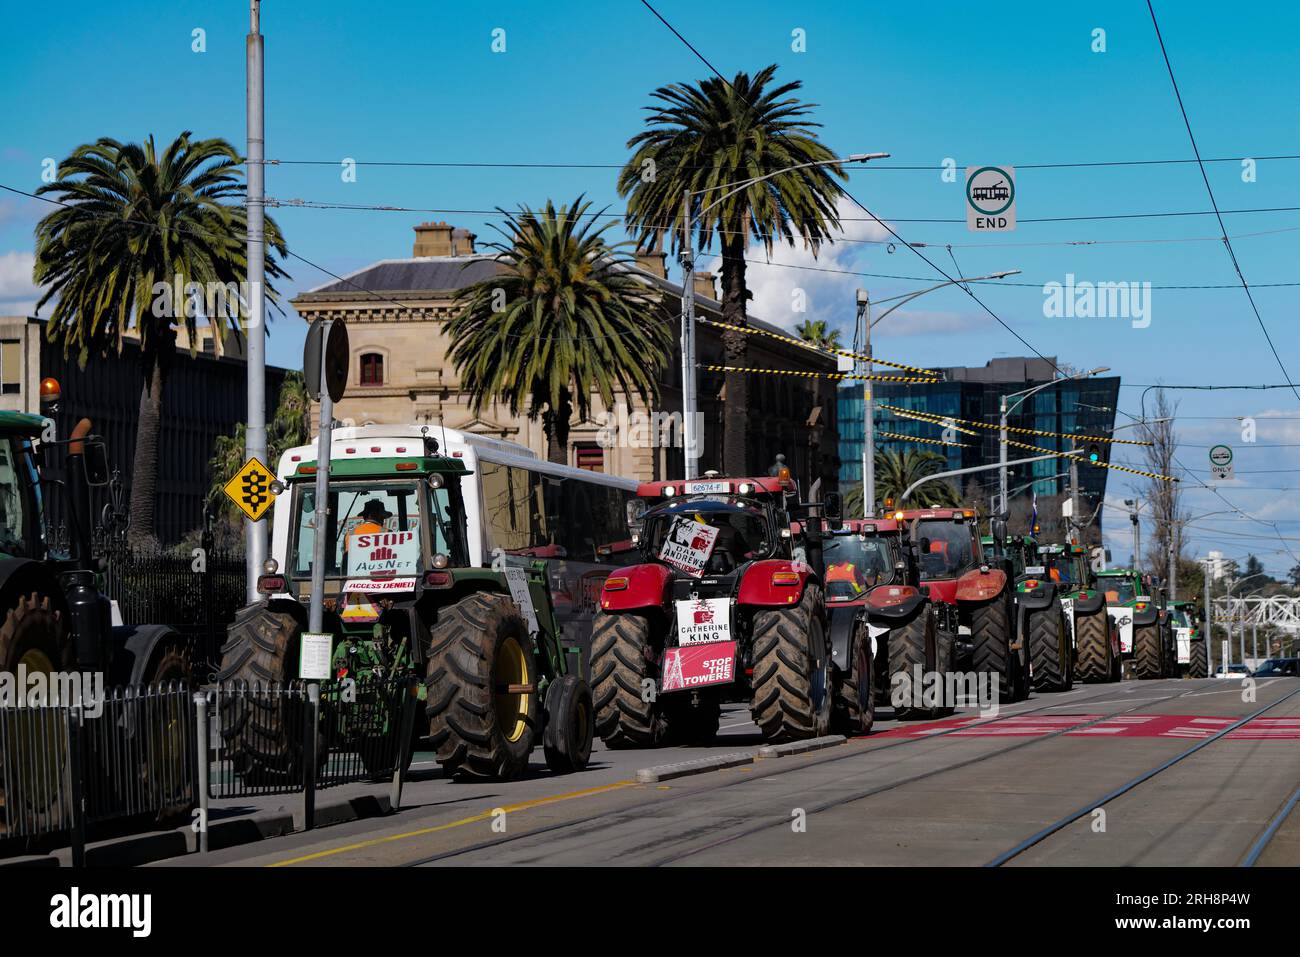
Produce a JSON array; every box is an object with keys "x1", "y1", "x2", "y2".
[
  {"x1": 590, "y1": 470, "x2": 833, "y2": 747},
  {"x1": 1095, "y1": 567, "x2": 1176, "y2": 679},
  {"x1": 822, "y1": 517, "x2": 957, "y2": 721},
  {"x1": 985, "y1": 534, "x2": 1073, "y2": 693},
  {"x1": 0, "y1": 378, "x2": 191, "y2": 837},
  {"x1": 218, "y1": 430, "x2": 593, "y2": 782},
  {"x1": 1037, "y1": 542, "x2": 1121, "y2": 683},
  {"x1": 1167, "y1": 599, "x2": 1208, "y2": 678},
  {"x1": 903, "y1": 508, "x2": 1027, "y2": 702}
]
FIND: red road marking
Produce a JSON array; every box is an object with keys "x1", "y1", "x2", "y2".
[{"x1": 870, "y1": 713, "x2": 1300, "y2": 740}]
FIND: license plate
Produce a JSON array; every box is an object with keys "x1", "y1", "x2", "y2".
[{"x1": 684, "y1": 481, "x2": 731, "y2": 494}]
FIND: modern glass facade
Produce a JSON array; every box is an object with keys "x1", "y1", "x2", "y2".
[{"x1": 839, "y1": 357, "x2": 1120, "y2": 529}]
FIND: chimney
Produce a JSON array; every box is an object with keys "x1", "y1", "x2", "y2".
[
  {"x1": 413, "y1": 221, "x2": 454, "y2": 257},
  {"x1": 633, "y1": 229, "x2": 667, "y2": 279},
  {"x1": 451, "y1": 227, "x2": 477, "y2": 256},
  {"x1": 693, "y1": 270, "x2": 716, "y2": 301}
]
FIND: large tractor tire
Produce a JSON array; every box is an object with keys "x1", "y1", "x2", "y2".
[
  {"x1": 1188, "y1": 639, "x2": 1209, "y2": 679},
  {"x1": 971, "y1": 597, "x2": 1016, "y2": 702},
  {"x1": 750, "y1": 586, "x2": 832, "y2": 743},
  {"x1": 217, "y1": 604, "x2": 312, "y2": 786},
  {"x1": 1074, "y1": 609, "x2": 1113, "y2": 683},
  {"x1": 543, "y1": 673, "x2": 595, "y2": 773},
  {"x1": 0, "y1": 591, "x2": 69, "y2": 840},
  {"x1": 832, "y1": 620, "x2": 875, "y2": 735},
  {"x1": 1132, "y1": 623, "x2": 1163, "y2": 680},
  {"x1": 1029, "y1": 605, "x2": 1072, "y2": 692},
  {"x1": 889, "y1": 610, "x2": 941, "y2": 720},
  {"x1": 425, "y1": 592, "x2": 539, "y2": 781},
  {"x1": 590, "y1": 610, "x2": 667, "y2": 748}
]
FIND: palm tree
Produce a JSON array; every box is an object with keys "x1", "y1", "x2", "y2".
[
  {"x1": 445, "y1": 196, "x2": 673, "y2": 464},
  {"x1": 209, "y1": 371, "x2": 310, "y2": 519},
  {"x1": 843, "y1": 448, "x2": 961, "y2": 517},
  {"x1": 33, "y1": 132, "x2": 289, "y2": 546},
  {"x1": 618, "y1": 65, "x2": 848, "y2": 474},
  {"x1": 795, "y1": 318, "x2": 841, "y2": 351}
]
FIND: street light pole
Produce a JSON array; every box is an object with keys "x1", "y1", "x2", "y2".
[
  {"x1": 677, "y1": 153, "x2": 887, "y2": 480},
  {"x1": 244, "y1": 0, "x2": 268, "y2": 602}
]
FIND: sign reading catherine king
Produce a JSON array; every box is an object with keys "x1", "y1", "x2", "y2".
[
  {"x1": 347, "y1": 529, "x2": 419, "y2": 579},
  {"x1": 675, "y1": 597, "x2": 732, "y2": 646},
  {"x1": 658, "y1": 517, "x2": 719, "y2": 576}
]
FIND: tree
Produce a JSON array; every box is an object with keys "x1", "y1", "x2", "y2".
[
  {"x1": 446, "y1": 197, "x2": 673, "y2": 464},
  {"x1": 843, "y1": 448, "x2": 961, "y2": 517},
  {"x1": 794, "y1": 319, "x2": 841, "y2": 351},
  {"x1": 1139, "y1": 389, "x2": 1188, "y2": 588},
  {"x1": 33, "y1": 132, "x2": 289, "y2": 546},
  {"x1": 1288, "y1": 564, "x2": 1300, "y2": 589},
  {"x1": 208, "y1": 371, "x2": 310, "y2": 519},
  {"x1": 618, "y1": 65, "x2": 848, "y2": 474}
]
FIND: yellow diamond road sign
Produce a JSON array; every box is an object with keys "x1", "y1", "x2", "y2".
[{"x1": 224, "y1": 456, "x2": 277, "y2": 521}]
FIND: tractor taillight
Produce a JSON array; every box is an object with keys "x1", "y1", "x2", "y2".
[
  {"x1": 423, "y1": 571, "x2": 452, "y2": 588},
  {"x1": 1024, "y1": 579, "x2": 1040, "y2": 590},
  {"x1": 771, "y1": 571, "x2": 800, "y2": 586},
  {"x1": 604, "y1": 576, "x2": 629, "y2": 591},
  {"x1": 256, "y1": 574, "x2": 286, "y2": 594}
]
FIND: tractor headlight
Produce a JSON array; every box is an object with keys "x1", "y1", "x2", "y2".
[
  {"x1": 431, "y1": 553, "x2": 450, "y2": 569},
  {"x1": 262, "y1": 558, "x2": 279, "y2": 574}
]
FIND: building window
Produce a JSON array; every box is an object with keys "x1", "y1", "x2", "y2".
[
  {"x1": 1, "y1": 340, "x2": 20, "y2": 395},
  {"x1": 359, "y1": 352, "x2": 384, "y2": 386},
  {"x1": 574, "y1": 443, "x2": 604, "y2": 472}
]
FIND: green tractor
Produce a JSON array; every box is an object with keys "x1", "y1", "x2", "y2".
[
  {"x1": 1094, "y1": 567, "x2": 1176, "y2": 679},
  {"x1": 1167, "y1": 599, "x2": 1208, "y2": 678},
  {"x1": 218, "y1": 431, "x2": 593, "y2": 782},
  {"x1": 1037, "y1": 542, "x2": 1120, "y2": 683},
  {"x1": 981, "y1": 532, "x2": 1073, "y2": 693}
]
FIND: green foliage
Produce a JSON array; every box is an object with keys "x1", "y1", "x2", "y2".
[
  {"x1": 208, "y1": 371, "x2": 310, "y2": 519},
  {"x1": 842, "y1": 448, "x2": 961, "y2": 518},
  {"x1": 795, "y1": 319, "x2": 841, "y2": 351}
]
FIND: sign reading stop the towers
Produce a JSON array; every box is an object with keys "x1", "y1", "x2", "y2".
[{"x1": 967, "y1": 165, "x2": 1016, "y2": 231}]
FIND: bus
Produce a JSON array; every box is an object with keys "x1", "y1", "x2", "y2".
[{"x1": 273, "y1": 423, "x2": 638, "y2": 677}]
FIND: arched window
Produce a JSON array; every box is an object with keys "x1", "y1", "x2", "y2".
[{"x1": 359, "y1": 352, "x2": 384, "y2": 385}]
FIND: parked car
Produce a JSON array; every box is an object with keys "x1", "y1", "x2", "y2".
[
  {"x1": 1251, "y1": 657, "x2": 1299, "y2": 678},
  {"x1": 1213, "y1": 663, "x2": 1251, "y2": 679}
]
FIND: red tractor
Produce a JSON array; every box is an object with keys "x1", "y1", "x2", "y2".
[
  {"x1": 900, "y1": 509, "x2": 1029, "y2": 702},
  {"x1": 822, "y1": 517, "x2": 957, "y2": 721},
  {"x1": 591, "y1": 473, "x2": 832, "y2": 747}
]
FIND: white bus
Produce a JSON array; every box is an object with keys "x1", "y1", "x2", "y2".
[{"x1": 273, "y1": 424, "x2": 638, "y2": 674}]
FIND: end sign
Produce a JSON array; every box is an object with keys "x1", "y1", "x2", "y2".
[{"x1": 967, "y1": 165, "x2": 1015, "y2": 231}]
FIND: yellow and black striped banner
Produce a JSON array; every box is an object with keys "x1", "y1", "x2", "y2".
[
  {"x1": 701, "y1": 364, "x2": 938, "y2": 383},
  {"x1": 1004, "y1": 436, "x2": 1179, "y2": 482},
  {"x1": 696, "y1": 318, "x2": 942, "y2": 378},
  {"x1": 883, "y1": 407, "x2": 988, "y2": 438},
  {"x1": 878, "y1": 403, "x2": 1153, "y2": 446},
  {"x1": 877, "y1": 429, "x2": 967, "y2": 447}
]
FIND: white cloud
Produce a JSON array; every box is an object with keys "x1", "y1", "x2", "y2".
[{"x1": 0, "y1": 250, "x2": 44, "y2": 316}]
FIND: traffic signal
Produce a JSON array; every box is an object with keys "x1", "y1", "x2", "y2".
[{"x1": 1087, "y1": 443, "x2": 1101, "y2": 464}]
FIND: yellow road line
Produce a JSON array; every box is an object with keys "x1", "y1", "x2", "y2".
[{"x1": 268, "y1": 780, "x2": 637, "y2": 867}]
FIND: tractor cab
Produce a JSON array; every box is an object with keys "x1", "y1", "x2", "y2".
[
  {"x1": 897, "y1": 508, "x2": 989, "y2": 600},
  {"x1": 821, "y1": 518, "x2": 903, "y2": 603}
]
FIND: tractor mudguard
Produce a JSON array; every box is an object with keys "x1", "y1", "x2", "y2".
[
  {"x1": 955, "y1": 567, "x2": 1007, "y2": 603},
  {"x1": 863, "y1": 589, "x2": 928, "y2": 622},
  {"x1": 110, "y1": 624, "x2": 186, "y2": 687},
  {"x1": 736, "y1": 559, "x2": 814, "y2": 608},
  {"x1": 599, "y1": 562, "x2": 672, "y2": 613},
  {"x1": 1132, "y1": 604, "x2": 1159, "y2": 627},
  {"x1": 1016, "y1": 582, "x2": 1056, "y2": 611},
  {"x1": 827, "y1": 604, "x2": 862, "y2": 674},
  {"x1": 1072, "y1": 590, "x2": 1105, "y2": 616}
]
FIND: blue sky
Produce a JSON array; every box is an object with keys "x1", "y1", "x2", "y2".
[{"x1": 1, "y1": 0, "x2": 1297, "y2": 572}]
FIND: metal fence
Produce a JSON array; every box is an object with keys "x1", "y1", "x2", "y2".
[{"x1": 0, "y1": 684, "x2": 196, "y2": 861}]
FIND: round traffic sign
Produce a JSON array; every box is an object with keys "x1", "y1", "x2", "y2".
[
  {"x1": 303, "y1": 319, "x2": 350, "y2": 404},
  {"x1": 1209, "y1": 444, "x2": 1233, "y2": 466},
  {"x1": 967, "y1": 166, "x2": 1015, "y2": 216}
]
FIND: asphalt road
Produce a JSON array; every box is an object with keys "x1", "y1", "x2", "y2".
[{"x1": 162, "y1": 677, "x2": 1300, "y2": 867}]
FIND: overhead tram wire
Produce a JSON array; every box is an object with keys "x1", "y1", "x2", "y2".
[
  {"x1": 634, "y1": 0, "x2": 1299, "y2": 562},
  {"x1": 1145, "y1": 0, "x2": 1300, "y2": 405}
]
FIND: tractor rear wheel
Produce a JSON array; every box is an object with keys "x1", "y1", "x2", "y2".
[
  {"x1": 425, "y1": 592, "x2": 538, "y2": 781},
  {"x1": 1188, "y1": 639, "x2": 1209, "y2": 679},
  {"x1": 750, "y1": 586, "x2": 832, "y2": 742},
  {"x1": 1133, "y1": 623, "x2": 1163, "y2": 680},
  {"x1": 0, "y1": 591, "x2": 69, "y2": 841},
  {"x1": 1074, "y1": 609, "x2": 1113, "y2": 683},
  {"x1": 217, "y1": 603, "x2": 311, "y2": 786},
  {"x1": 971, "y1": 597, "x2": 1015, "y2": 702},
  {"x1": 832, "y1": 621, "x2": 875, "y2": 735},
  {"x1": 890, "y1": 609, "x2": 941, "y2": 719},
  {"x1": 1029, "y1": 605, "x2": 1072, "y2": 692},
  {"x1": 590, "y1": 610, "x2": 667, "y2": 748}
]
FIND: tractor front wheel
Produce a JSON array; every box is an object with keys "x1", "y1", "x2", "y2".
[
  {"x1": 832, "y1": 620, "x2": 875, "y2": 735},
  {"x1": 590, "y1": 610, "x2": 667, "y2": 748},
  {"x1": 1188, "y1": 639, "x2": 1209, "y2": 679},
  {"x1": 1133, "y1": 623, "x2": 1163, "y2": 680},
  {"x1": 425, "y1": 592, "x2": 539, "y2": 781},
  {"x1": 970, "y1": 597, "x2": 1016, "y2": 702},
  {"x1": 750, "y1": 586, "x2": 832, "y2": 742},
  {"x1": 1029, "y1": 604, "x2": 1072, "y2": 692},
  {"x1": 543, "y1": 674, "x2": 595, "y2": 773},
  {"x1": 1074, "y1": 609, "x2": 1113, "y2": 683}
]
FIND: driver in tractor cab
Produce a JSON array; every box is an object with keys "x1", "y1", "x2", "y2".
[
  {"x1": 826, "y1": 560, "x2": 867, "y2": 598},
  {"x1": 692, "y1": 510, "x2": 752, "y2": 573},
  {"x1": 354, "y1": 498, "x2": 393, "y2": 535}
]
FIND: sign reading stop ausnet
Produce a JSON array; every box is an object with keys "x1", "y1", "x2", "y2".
[{"x1": 967, "y1": 165, "x2": 1016, "y2": 231}]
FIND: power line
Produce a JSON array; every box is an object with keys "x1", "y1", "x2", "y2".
[{"x1": 1145, "y1": 0, "x2": 1300, "y2": 405}]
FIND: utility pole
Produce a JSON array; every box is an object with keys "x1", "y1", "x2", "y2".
[
  {"x1": 998, "y1": 395, "x2": 1008, "y2": 518},
  {"x1": 1168, "y1": 538, "x2": 1177, "y2": 602},
  {"x1": 1069, "y1": 455, "x2": 1080, "y2": 539},
  {"x1": 679, "y1": 189, "x2": 699, "y2": 480},
  {"x1": 244, "y1": 0, "x2": 268, "y2": 601},
  {"x1": 1202, "y1": 558, "x2": 1214, "y2": 677},
  {"x1": 1125, "y1": 498, "x2": 1141, "y2": 571},
  {"x1": 856, "y1": 289, "x2": 874, "y2": 516}
]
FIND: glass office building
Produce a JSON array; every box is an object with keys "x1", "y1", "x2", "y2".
[{"x1": 839, "y1": 357, "x2": 1120, "y2": 526}]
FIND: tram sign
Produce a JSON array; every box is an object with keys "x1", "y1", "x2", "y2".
[{"x1": 967, "y1": 165, "x2": 1016, "y2": 232}]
